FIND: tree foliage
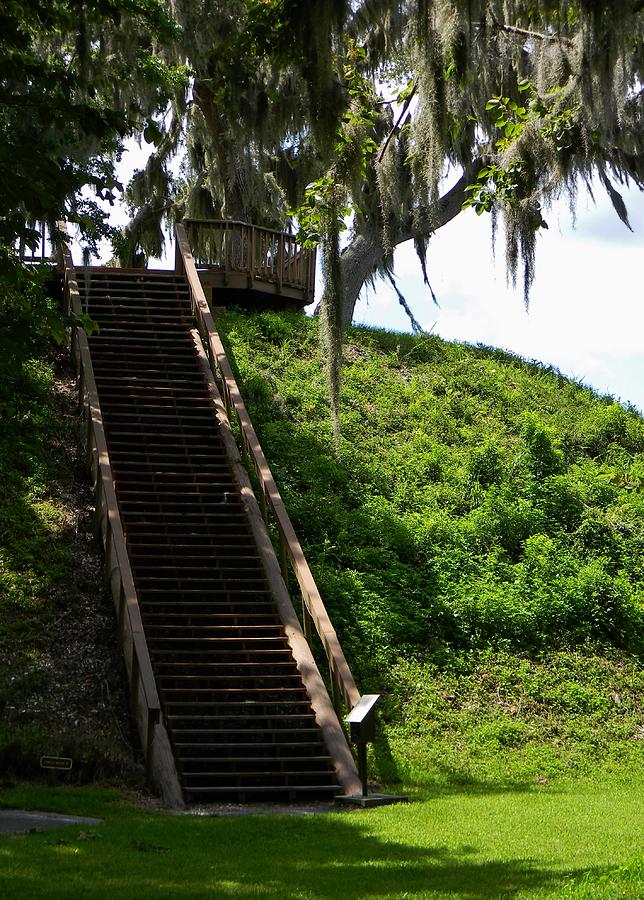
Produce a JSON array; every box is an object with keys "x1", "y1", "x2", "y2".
[
  {"x1": 0, "y1": 0, "x2": 182, "y2": 253},
  {"x1": 118, "y1": 1, "x2": 643, "y2": 425},
  {"x1": 0, "y1": 0, "x2": 185, "y2": 390},
  {"x1": 2, "y1": 2, "x2": 642, "y2": 424}
]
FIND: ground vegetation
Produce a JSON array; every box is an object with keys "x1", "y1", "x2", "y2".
[
  {"x1": 0, "y1": 338, "x2": 141, "y2": 784},
  {"x1": 218, "y1": 310, "x2": 643, "y2": 784},
  {"x1": 0, "y1": 783, "x2": 642, "y2": 897}
]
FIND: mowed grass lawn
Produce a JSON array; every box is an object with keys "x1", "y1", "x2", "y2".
[{"x1": 0, "y1": 778, "x2": 642, "y2": 898}]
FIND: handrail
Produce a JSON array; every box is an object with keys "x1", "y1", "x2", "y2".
[
  {"x1": 176, "y1": 222, "x2": 361, "y2": 713},
  {"x1": 183, "y1": 218, "x2": 316, "y2": 300},
  {"x1": 58, "y1": 225, "x2": 183, "y2": 808},
  {"x1": 15, "y1": 221, "x2": 52, "y2": 263},
  {"x1": 186, "y1": 218, "x2": 289, "y2": 233}
]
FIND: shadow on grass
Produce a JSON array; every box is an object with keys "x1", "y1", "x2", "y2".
[
  {"x1": 0, "y1": 807, "x2": 585, "y2": 899},
  {"x1": 396, "y1": 780, "x2": 551, "y2": 804}
]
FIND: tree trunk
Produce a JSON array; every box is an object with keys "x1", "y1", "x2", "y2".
[
  {"x1": 193, "y1": 79, "x2": 247, "y2": 222},
  {"x1": 339, "y1": 163, "x2": 483, "y2": 324},
  {"x1": 338, "y1": 229, "x2": 384, "y2": 327}
]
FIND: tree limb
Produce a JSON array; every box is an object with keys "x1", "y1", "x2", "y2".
[
  {"x1": 485, "y1": 10, "x2": 574, "y2": 48},
  {"x1": 339, "y1": 161, "x2": 484, "y2": 324},
  {"x1": 378, "y1": 82, "x2": 417, "y2": 162}
]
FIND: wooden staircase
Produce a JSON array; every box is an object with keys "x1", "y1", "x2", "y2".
[{"x1": 75, "y1": 267, "x2": 349, "y2": 803}]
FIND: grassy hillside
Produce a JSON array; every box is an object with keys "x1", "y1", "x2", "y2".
[
  {"x1": 217, "y1": 310, "x2": 644, "y2": 785},
  {"x1": 1, "y1": 306, "x2": 641, "y2": 791}
]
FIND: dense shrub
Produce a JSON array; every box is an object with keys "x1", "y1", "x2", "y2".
[{"x1": 219, "y1": 311, "x2": 644, "y2": 669}]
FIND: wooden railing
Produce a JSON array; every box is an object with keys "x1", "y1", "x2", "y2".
[
  {"x1": 15, "y1": 221, "x2": 52, "y2": 264},
  {"x1": 58, "y1": 225, "x2": 184, "y2": 808},
  {"x1": 176, "y1": 222, "x2": 365, "y2": 795},
  {"x1": 176, "y1": 223, "x2": 361, "y2": 715},
  {"x1": 184, "y1": 218, "x2": 316, "y2": 300}
]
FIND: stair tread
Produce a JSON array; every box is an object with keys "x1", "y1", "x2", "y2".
[{"x1": 182, "y1": 785, "x2": 341, "y2": 793}]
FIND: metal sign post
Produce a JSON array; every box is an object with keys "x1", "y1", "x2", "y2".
[{"x1": 338, "y1": 694, "x2": 409, "y2": 808}]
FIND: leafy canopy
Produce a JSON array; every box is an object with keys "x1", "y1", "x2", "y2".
[
  {"x1": 0, "y1": 0, "x2": 183, "y2": 252},
  {"x1": 0, "y1": 0, "x2": 186, "y2": 387},
  {"x1": 2, "y1": 2, "x2": 642, "y2": 425},
  {"x1": 119, "y1": 1, "x2": 643, "y2": 424}
]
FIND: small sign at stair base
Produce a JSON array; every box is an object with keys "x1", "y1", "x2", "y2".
[{"x1": 40, "y1": 756, "x2": 73, "y2": 771}]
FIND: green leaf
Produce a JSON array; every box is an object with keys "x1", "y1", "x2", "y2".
[
  {"x1": 75, "y1": 313, "x2": 99, "y2": 337},
  {"x1": 143, "y1": 121, "x2": 162, "y2": 146},
  {"x1": 47, "y1": 313, "x2": 68, "y2": 345}
]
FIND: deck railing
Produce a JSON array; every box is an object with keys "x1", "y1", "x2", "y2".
[
  {"x1": 15, "y1": 221, "x2": 53, "y2": 264},
  {"x1": 184, "y1": 218, "x2": 316, "y2": 300}
]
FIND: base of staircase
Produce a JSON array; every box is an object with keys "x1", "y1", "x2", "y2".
[{"x1": 335, "y1": 792, "x2": 410, "y2": 808}]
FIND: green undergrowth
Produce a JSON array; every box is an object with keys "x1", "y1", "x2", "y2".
[
  {"x1": 0, "y1": 336, "x2": 137, "y2": 782},
  {"x1": 0, "y1": 783, "x2": 642, "y2": 898},
  {"x1": 217, "y1": 310, "x2": 644, "y2": 785},
  {"x1": 0, "y1": 354, "x2": 66, "y2": 762},
  {"x1": 0, "y1": 352, "x2": 66, "y2": 637},
  {"x1": 0, "y1": 358, "x2": 67, "y2": 607}
]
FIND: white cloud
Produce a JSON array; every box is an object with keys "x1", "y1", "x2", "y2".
[{"x1": 354, "y1": 183, "x2": 644, "y2": 412}]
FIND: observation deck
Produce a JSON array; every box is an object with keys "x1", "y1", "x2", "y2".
[
  {"x1": 182, "y1": 219, "x2": 316, "y2": 311},
  {"x1": 17, "y1": 218, "x2": 317, "y2": 311}
]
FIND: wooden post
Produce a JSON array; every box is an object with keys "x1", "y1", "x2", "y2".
[
  {"x1": 308, "y1": 247, "x2": 317, "y2": 301},
  {"x1": 248, "y1": 225, "x2": 255, "y2": 289},
  {"x1": 130, "y1": 650, "x2": 140, "y2": 709},
  {"x1": 259, "y1": 484, "x2": 268, "y2": 524},
  {"x1": 357, "y1": 741, "x2": 368, "y2": 797},
  {"x1": 118, "y1": 584, "x2": 126, "y2": 634},
  {"x1": 279, "y1": 529, "x2": 289, "y2": 584},
  {"x1": 302, "y1": 599, "x2": 312, "y2": 644},
  {"x1": 146, "y1": 709, "x2": 157, "y2": 783},
  {"x1": 84, "y1": 407, "x2": 93, "y2": 470},
  {"x1": 77, "y1": 364, "x2": 85, "y2": 413},
  {"x1": 174, "y1": 234, "x2": 183, "y2": 275},
  {"x1": 330, "y1": 663, "x2": 341, "y2": 717},
  {"x1": 277, "y1": 233, "x2": 284, "y2": 293}
]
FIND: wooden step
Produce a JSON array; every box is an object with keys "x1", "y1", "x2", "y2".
[{"x1": 85, "y1": 269, "x2": 341, "y2": 804}]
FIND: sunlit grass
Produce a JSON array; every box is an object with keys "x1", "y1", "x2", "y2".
[{"x1": 0, "y1": 779, "x2": 642, "y2": 898}]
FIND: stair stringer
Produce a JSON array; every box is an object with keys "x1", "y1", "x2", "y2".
[{"x1": 190, "y1": 329, "x2": 363, "y2": 797}]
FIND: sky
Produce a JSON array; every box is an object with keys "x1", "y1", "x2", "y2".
[
  {"x1": 86, "y1": 141, "x2": 644, "y2": 413},
  {"x1": 351, "y1": 180, "x2": 644, "y2": 413}
]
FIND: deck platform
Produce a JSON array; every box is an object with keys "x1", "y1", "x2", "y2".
[
  {"x1": 183, "y1": 219, "x2": 316, "y2": 310},
  {"x1": 17, "y1": 218, "x2": 317, "y2": 312}
]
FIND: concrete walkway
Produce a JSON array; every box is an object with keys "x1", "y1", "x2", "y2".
[{"x1": 0, "y1": 809, "x2": 102, "y2": 834}]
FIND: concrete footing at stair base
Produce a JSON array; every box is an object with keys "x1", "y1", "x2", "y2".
[{"x1": 335, "y1": 793, "x2": 410, "y2": 808}]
